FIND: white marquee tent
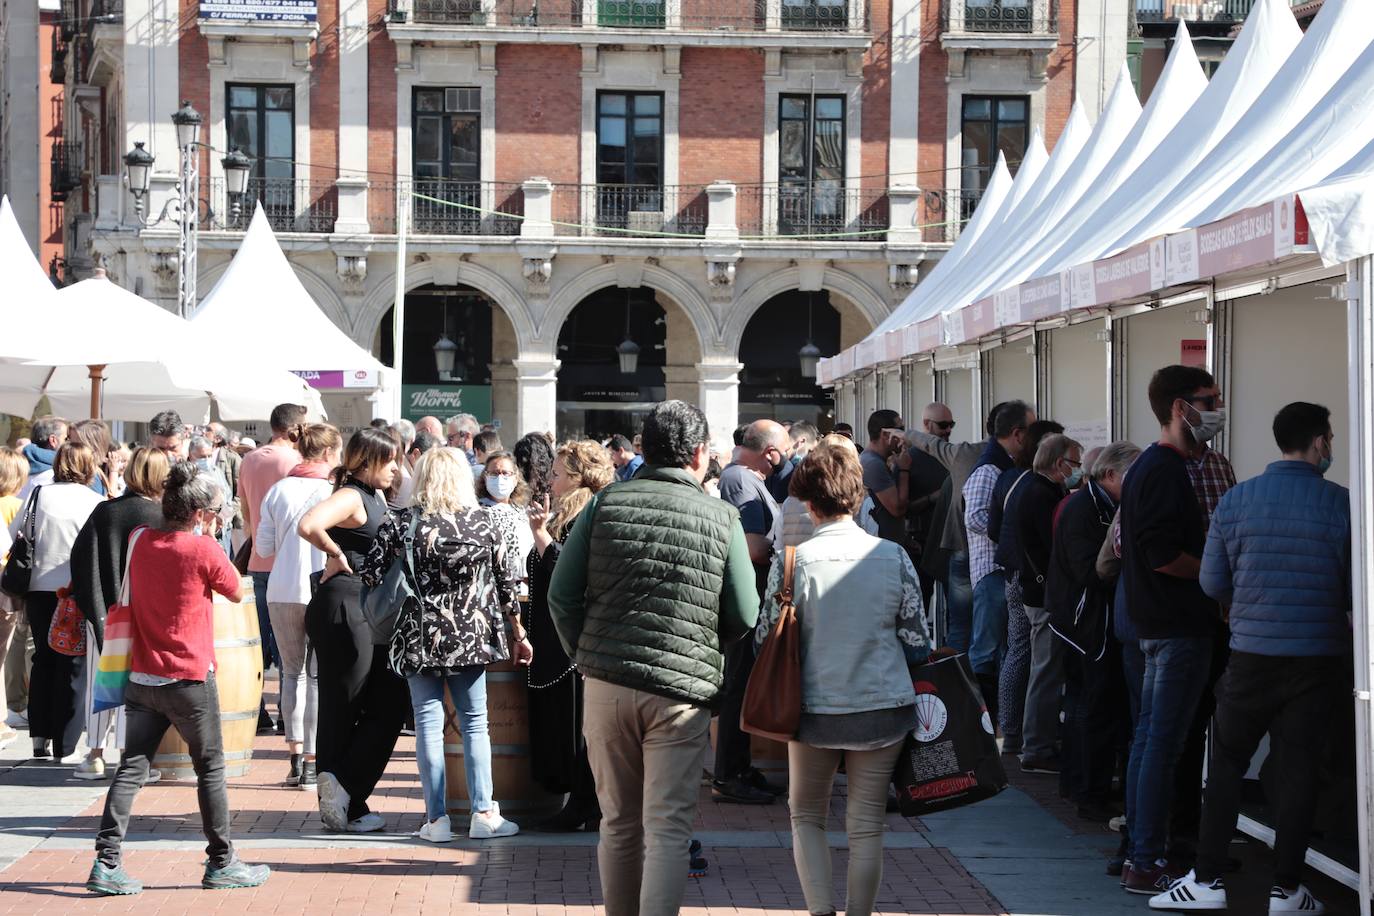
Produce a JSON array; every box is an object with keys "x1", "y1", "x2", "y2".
[{"x1": 191, "y1": 205, "x2": 387, "y2": 386}]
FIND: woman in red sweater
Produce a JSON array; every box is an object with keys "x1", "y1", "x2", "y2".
[{"x1": 86, "y1": 463, "x2": 271, "y2": 897}]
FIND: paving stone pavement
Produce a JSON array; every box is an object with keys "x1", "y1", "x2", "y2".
[{"x1": 0, "y1": 696, "x2": 1361, "y2": 915}]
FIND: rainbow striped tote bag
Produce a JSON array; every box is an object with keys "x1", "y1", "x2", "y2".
[{"x1": 92, "y1": 528, "x2": 146, "y2": 713}]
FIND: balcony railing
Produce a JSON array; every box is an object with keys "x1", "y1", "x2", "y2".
[
  {"x1": 1134, "y1": 0, "x2": 1304, "y2": 22},
  {"x1": 370, "y1": 180, "x2": 525, "y2": 235},
  {"x1": 211, "y1": 177, "x2": 338, "y2": 233},
  {"x1": 397, "y1": 0, "x2": 867, "y2": 31},
  {"x1": 940, "y1": 0, "x2": 1057, "y2": 33},
  {"x1": 734, "y1": 184, "x2": 888, "y2": 239},
  {"x1": 60, "y1": 0, "x2": 80, "y2": 40},
  {"x1": 50, "y1": 141, "x2": 84, "y2": 202},
  {"x1": 919, "y1": 187, "x2": 981, "y2": 242},
  {"x1": 551, "y1": 184, "x2": 708, "y2": 238},
  {"x1": 50, "y1": 29, "x2": 67, "y2": 84}
]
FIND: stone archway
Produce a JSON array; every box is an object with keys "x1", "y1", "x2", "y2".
[
  {"x1": 722, "y1": 266, "x2": 888, "y2": 357},
  {"x1": 539, "y1": 261, "x2": 711, "y2": 362}
]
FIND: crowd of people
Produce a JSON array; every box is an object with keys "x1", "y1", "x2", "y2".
[{"x1": 0, "y1": 367, "x2": 1351, "y2": 914}]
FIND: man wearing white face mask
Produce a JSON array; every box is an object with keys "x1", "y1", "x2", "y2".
[{"x1": 1119, "y1": 366, "x2": 1226, "y2": 897}]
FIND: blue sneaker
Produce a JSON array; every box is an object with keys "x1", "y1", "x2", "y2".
[
  {"x1": 86, "y1": 860, "x2": 142, "y2": 896},
  {"x1": 202, "y1": 859, "x2": 270, "y2": 890}
]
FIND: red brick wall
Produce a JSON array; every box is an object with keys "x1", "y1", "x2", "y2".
[
  {"x1": 1044, "y1": 0, "x2": 1077, "y2": 147},
  {"x1": 367, "y1": 0, "x2": 397, "y2": 229},
  {"x1": 310, "y1": 0, "x2": 340, "y2": 188},
  {"x1": 493, "y1": 44, "x2": 582, "y2": 185},
  {"x1": 861, "y1": 0, "x2": 891, "y2": 192},
  {"x1": 178, "y1": 5, "x2": 212, "y2": 183},
  {"x1": 677, "y1": 47, "x2": 763, "y2": 188}
]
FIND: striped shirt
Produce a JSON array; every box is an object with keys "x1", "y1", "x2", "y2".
[{"x1": 963, "y1": 463, "x2": 1002, "y2": 588}]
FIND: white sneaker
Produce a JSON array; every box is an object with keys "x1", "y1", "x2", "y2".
[
  {"x1": 345, "y1": 812, "x2": 386, "y2": 834},
  {"x1": 0, "y1": 729, "x2": 17, "y2": 751},
  {"x1": 469, "y1": 803, "x2": 519, "y2": 839},
  {"x1": 1269, "y1": 884, "x2": 1326, "y2": 914},
  {"x1": 316, "y1": 771, "x2": 350, "y2": 832},
  {"x1": 6, "y1": 710, "x2": 27, "y2": 729},
  {"x1": 73, "y1": 757, "x2": 107, "y2": 780},
  {"x1": 1149, "y1": 870, "x2": 1227, "y2": 911},
  {"x1": 415, "y1": 815, "x2": 452, "y2": 843},
  {"x1": 145, "y1": 768, "x2": 161, "y2": 785},
  {"x1": 56, "y1": 749, "x2": 85, "y2": 765}
]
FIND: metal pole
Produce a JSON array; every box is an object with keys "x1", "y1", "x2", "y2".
[
  {"x1": 177, "y1": 141, "x2": 199, "y2": 319},
  {"x1": 392, "y1": 183, "x2": 409, "y2": 421},
  {"x1": 1346, "y1": 255, "x2": 1374, "y2": 916}
]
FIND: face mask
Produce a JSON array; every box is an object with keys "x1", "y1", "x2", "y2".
[
  {"x1": 1317, "y1": 439, "x2": 1333, "y2": 475},
  {"x1": 194, "y1": 457, "x2": 214, "y2": 472},
  {"x1": 193, "y1": 520, "x2": 204, "y2": 536},
  {"x1": 1064, "y1": 467, "x2": 1084, "y2": 490},
  {"x1": 1185, "y1": 403, "x2": 1226, "y2": 444},
  {"x1": 486, "y1": 475, "x2": 517, "y2": 500}
]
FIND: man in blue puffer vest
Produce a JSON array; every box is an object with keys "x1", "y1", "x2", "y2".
[{"x1": 1149, "y1": 401, "x2": 1350, "y2": 915}]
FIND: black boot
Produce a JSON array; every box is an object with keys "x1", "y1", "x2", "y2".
[{"x1": 530, "y1": 797, "x2": 598, "y2": 832}]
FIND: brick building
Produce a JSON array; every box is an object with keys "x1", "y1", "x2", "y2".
[{"x1": 30, "y1": 0, "x2": 1124, "y2": 443}]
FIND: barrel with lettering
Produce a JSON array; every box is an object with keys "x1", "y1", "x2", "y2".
[
  {"x1": 444, "y1": 657, "x2": 562, "y2": 817},
  {"x1": 152, "y1": 586, "x2": 263, "y2": 780}
]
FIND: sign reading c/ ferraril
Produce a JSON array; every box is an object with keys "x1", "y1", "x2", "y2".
[{"x1": 199, "y1": 0, "x2": 318, "y2": 22}]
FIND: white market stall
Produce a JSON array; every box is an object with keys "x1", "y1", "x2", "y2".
[
  {"x1": 191, "y1": 205, "x2": 388, "y2": 433},
  {"x1": 824, "y1": 0, "x2": 1374, "y2": 904}
]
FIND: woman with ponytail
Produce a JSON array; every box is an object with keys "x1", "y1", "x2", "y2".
[
  {"x1": 255, "y1": 424, "x2": 342, "y2": 790},
  {"x1": 523, "y1": 440, "x2": 615, "y2": 831},
  {"x1": 296, "y1": 428, "x2": 405, "y2": 834}
]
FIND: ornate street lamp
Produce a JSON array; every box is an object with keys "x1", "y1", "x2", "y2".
[
  {"x1": 221, "y1": 148, "x2": 252, "y2": 219},
  {"x1": 123, "y1": 142, "x2": 154, "y2": 216},
  {"x1": 616, "y1": 290, "x2": 640, "y2": 375},
  {"x1": 171, "y1": 100, "x2": 203, "y2": 151},
  {"x1": 799, "y1": 292, "x2": 821, "y2": 378}
]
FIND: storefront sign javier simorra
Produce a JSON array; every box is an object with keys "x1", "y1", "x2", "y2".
[{"x1": 401, "y1": 385, "x2": 492, "y2": 424}]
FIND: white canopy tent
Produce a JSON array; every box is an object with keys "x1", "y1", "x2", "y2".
[
  {"x1": 25, "y1": 274, "x2": 325, "y2": 422},
  {"x1": 191, "y1": 205, "x2": 388, "y2": 384},
  {"x1": 0, "y1": 196, "x2": 67, "y2": 414}
]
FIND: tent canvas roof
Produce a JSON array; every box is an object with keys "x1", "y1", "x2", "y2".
[{"x1": 192, "y1": 204, "x2": 386, "y2": 378}]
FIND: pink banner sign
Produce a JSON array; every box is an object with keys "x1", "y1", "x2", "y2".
[
  {"x1": 884, "y1": 330, "x2": 903, "y2": 362},
  {"x1": 963, "y1": 299, "x2": 995, "y2": 341},
  {"x1": 918, "y1": 318, "x2": 942, "y2": 353},
  {"x1": 1017, "y1": 274, "x2": 1062, "y2": 322},
  {"x1": 1196, "y1": 201, "x2": 1283, "y2": 278},
  {"x1": 1092, "y1": 242, "x2": 1155, "y2": 304}
]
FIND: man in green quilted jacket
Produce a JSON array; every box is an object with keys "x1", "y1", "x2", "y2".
[{"x1": 549, "y1": 399, "x2": 759, "y2": 916}]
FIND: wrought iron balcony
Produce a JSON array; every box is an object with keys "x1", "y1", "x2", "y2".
[
  {"x1": 50, "y1": 29, "x2": 67, "y2": 84},
  {"x1": 735, "y1": 183, "x2": 888, "y2": 240},
  {"x1": 550, "y1": 184, "x2": 708, "y2": 237},
  {"x1": 50, "y1": 141, "x2": 84, "y2": 202},
  {"x1": 212, "y1": 177, "x2": 338, "y2": 233},
  {"x1": 395, "y1": 0, "x2": 867, "y2": 32},
  {"x1": 940, "y1": 0, "x2": 1057, "y2": 33},
  {"x1": 370, "y1": 180, "x2": 525, "y2": 236}
]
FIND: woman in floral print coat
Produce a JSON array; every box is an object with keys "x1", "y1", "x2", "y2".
[{"x1": 360, "y1": 447, "x2": 533, "y2": 843}]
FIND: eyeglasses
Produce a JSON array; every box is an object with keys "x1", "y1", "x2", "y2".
[
  {"x1": 486, "y1": 468, "x2": 516, "y2": 477},
  {"x1": 933, "y1": 420, "x2": 955, "y2": 430},
  {"x1": 206, "y1": 505, "x2": 223, "y2": 514}
]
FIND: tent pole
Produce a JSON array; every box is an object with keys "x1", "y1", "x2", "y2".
[
  {"x1": 392, "y1": 183, "x2": 408, "y2": 422},
  {"x1": 88, "y1": 364, "x2": 106, "y2": 420}
]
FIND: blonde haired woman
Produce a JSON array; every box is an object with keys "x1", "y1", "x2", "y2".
[
  {"x1": 523, "y1": 440, "x2": 615, "y2": 830},
  {"x1": 361, "y1": 447, "x2": 532, "y2": 843},
  {"x1": 0, "y1": 447, "x2": 30, "y2": 751}
]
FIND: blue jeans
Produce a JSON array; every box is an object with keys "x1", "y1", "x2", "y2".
[
  {"x1": 969, "y1": 569, "x2": 1008, "y2": 677},
  {"x1": 1125, "y1": 636, "x2": 1212, "y2": 865},
  {"x1": 408, "y1": 667, "x2": 492, "y2": 822},
  {"x1": 249, "y1": 571, "x2": 282, "y2": 674},
  {"x1": 942, "y1": 550, "x2": 973, "y2": 652}
]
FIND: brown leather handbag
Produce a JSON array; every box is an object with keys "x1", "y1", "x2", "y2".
[{"x1": 740, "y1": 546, "x2": 801, "y2": 742}]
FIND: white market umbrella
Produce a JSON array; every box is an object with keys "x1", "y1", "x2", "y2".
[{"x1": 21, "y1": 271, "x2": 324, "y2": 422}]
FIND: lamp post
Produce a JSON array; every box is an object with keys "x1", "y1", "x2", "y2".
[
  {"x1": 124, "y1": 101, "x2": 254, "y2": 318},
  {"x1": 799, "y1": 292, "x2": 821, "y2": 378},
  {"x1": 617, "y1": 290, "x2": 640, "y2": 375}
]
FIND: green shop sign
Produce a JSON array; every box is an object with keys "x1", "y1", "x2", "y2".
[{"x1": 401, "y1": 385, "x2": 492, "y2": 423}]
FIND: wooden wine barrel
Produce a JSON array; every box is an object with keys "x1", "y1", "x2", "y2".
[
  {"x1": 152, "y1": 586, "x2": 263, "y2": 781},
  {"x1": 443, "y1": 657, "x2": 562, "y2": 817}
]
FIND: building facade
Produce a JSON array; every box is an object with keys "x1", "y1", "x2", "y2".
[
  {"x1": 1, "y1": 0, "x2": 64, "y2": 275},
  {"x1": 31, "y1": 0, "x2": 1121, "y2": 444}
]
